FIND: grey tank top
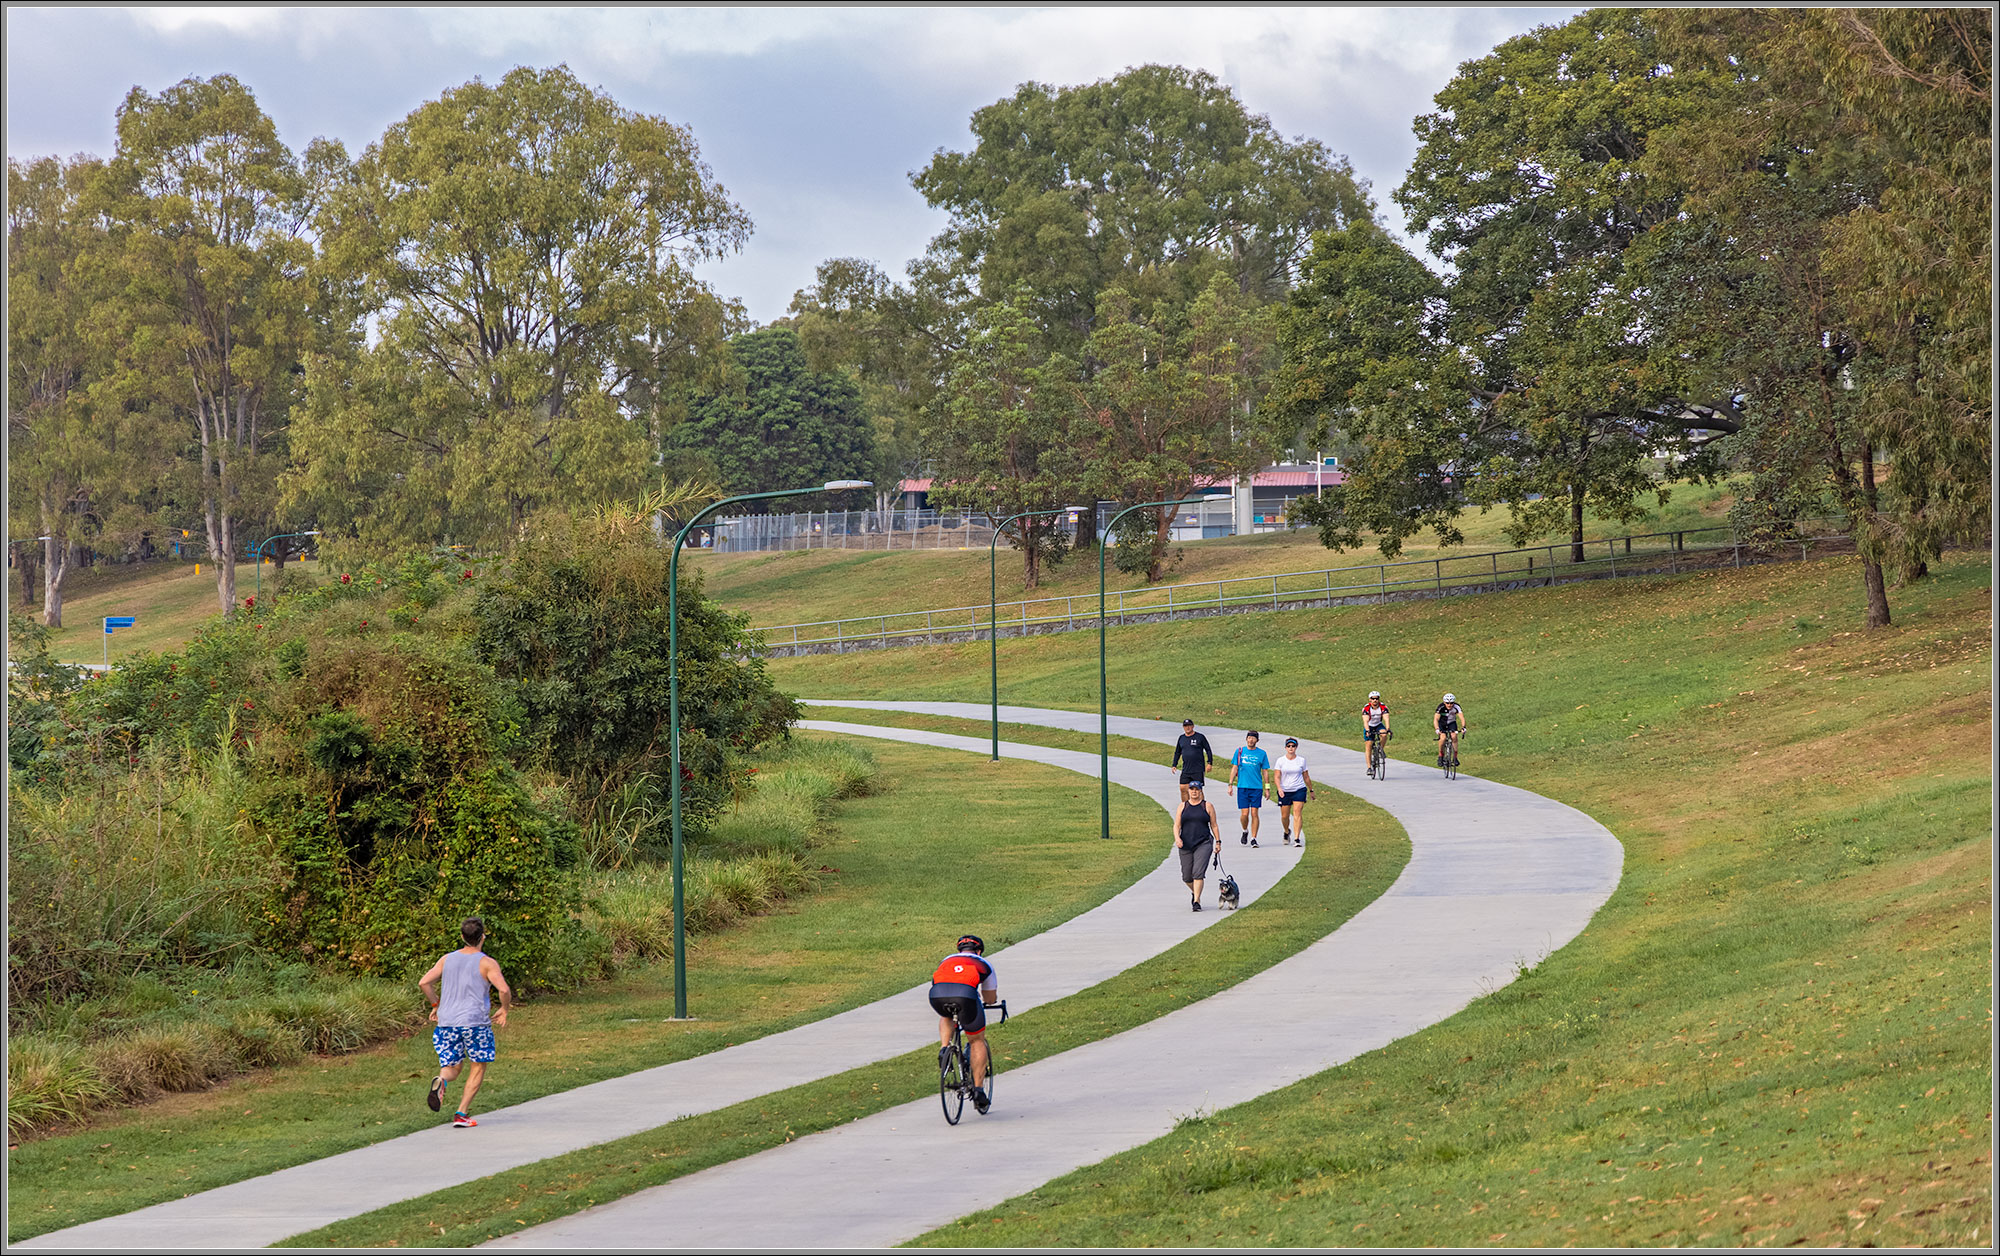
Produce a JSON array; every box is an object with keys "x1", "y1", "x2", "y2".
[{"x1": 437, "y1": 950, "x2": 491, "y2": 1028}]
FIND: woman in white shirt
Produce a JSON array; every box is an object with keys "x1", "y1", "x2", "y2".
[{"x1": 1274, "y1": 737, "x2": 1314, "y2": 848}]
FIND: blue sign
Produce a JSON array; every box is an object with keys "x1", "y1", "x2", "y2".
[{"x1": 104, "y1": 616, "x2": 136, "y2": 633}]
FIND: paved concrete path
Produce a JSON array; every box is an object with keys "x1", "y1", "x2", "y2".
[
  {"x1": 492, "y1": 702, "x2": 1623, "y2": 1249},
  {"x1": 18, "y1": 726, "x2": 1293, "y2": 1250}
]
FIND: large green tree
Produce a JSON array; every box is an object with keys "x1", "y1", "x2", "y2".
[
  {"x1": 664, "y1": 326, "x2": 878, "y2": 506},
  {"x1": 89, "y1": 75, "x2": 328, "y2": 614},
  {"x1": 1646, "y1": 8, "x2": 1991, "y2": 627},
  {"x1": 295, "y1": 65, "x2": 749, "y2": 552},
  {"x1": 1082, "y1": 271, "x2": 1278, "y2": 581},
  {"x1": 924, "y1": 296, "x2": 1086, "y2": 589},
  {"x1": 1396, "y1": 10, "x2": 1742, "y2": 563}
]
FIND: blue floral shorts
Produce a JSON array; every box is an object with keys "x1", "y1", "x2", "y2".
[{"x1": 432, "y1": 1024, "x2": 496, "y2": 1066}]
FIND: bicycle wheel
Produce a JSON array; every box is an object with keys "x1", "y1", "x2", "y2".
[
  {"x1": 1444, "y1": 738, "x2": 1457, "y2": 780},
  {"x1": 939, "y1": 1040, "x2": 965, "y2": 1125},
  {"x1": 1374, "y1": 739, "x2": 1388, "y2": 780}
]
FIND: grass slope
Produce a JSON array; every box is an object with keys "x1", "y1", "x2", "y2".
[
  {"x1": 766, "y1": 553, "x2": 1993, "y2": 1249},
  {"x1": 690, "y1": 481, "x2": 1744, "y2": 629},
  {"x1": 4, "y1": 737, "x2": 1166, "y2": 1242}
]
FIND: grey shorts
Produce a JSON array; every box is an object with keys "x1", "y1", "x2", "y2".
[{"x1": 1179, "y1": 838, "x2": 1214, "y2": 882}]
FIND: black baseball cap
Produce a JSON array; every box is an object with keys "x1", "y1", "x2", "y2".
[{"x1": 1181, "y1": 718, "x2": 1194, "y2": 726}]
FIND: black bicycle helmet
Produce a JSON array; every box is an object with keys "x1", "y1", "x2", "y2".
[{"x1": 956, "y1": 934, "x2": 985, "y2": 954}]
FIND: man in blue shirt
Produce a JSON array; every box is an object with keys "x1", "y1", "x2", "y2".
[{"x1": 1228, "y1": 730, "x2": 1274, "y2": 848}]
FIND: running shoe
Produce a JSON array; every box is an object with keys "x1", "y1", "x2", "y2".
[
  {"x1": 452, "y1": 1112, "x2": 477, "y2": 1128},
  {"x1": 1192, "y1": 900, "x2": 1203, "y2": 912},
  {"x1": 427, "y1": 1076, "x2": 446, "y2": 1112},
  {"x1": 1239, "y1": 833, "x2": 1248, "y2": 845},
  {"x1": 1250, "y1": 838, "x2": 1258, "y2": 848},
  {"x1": 1281, "y1": 833, "x2": 1292, "y2": 846}
]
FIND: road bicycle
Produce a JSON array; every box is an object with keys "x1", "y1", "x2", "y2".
[
  {"x1": 1368, "y1": 729, "x2": 1390, "y2": 780},
  {"x1": 1439, "y1": 729, "x2": 1461, "y2": 780},
  {"x1": 939, "y1": 999, "x2": 1007, "y2": 1125}
]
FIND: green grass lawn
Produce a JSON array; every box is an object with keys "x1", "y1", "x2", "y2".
[
  {"x1": 691, "y1": 479, "x2": 1747, "y2": 630},
  {"x1": 764, "y1": 552, "x2": 1992, "y2": 1248},
  {"x1": 21, "y1": 558, "x2": 322, "y2": 666},
  {"x1": 4, "y1": 737, "x2": 1171, "y2": 1242},
  {"x1": 281, "y1": 747, "x2": 1408, "y2": 1247}
]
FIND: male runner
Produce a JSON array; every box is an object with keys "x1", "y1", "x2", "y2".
[
  {"x1": 1171, "y1": 719, "x2": 1214, "y2": 805},
  {"x1": 1229, "y1": 730, "x2": 1273, "y2": 847},
  {"x1": 419, "y1": 917, "x2": 513, "y2": 1128}
]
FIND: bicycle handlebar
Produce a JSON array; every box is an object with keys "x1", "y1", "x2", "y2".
[{"x1": 984, "y1": 1000, "x2": 1008, "y2": 1025}]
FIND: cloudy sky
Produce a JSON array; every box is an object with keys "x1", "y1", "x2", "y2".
[{"x1": 6, "y1": 6, "x2": 1580, "y2": 322}]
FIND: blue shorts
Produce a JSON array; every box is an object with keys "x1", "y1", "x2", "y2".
[
  {"x1": 1364, "y1": 726, "x2": 1388, "y2": 741},
  {"x1": 1236, "y1": 787, "x2": 1263, "y2": 810},
  {"x1": 1279, "y1": 788, "x2": 1308, "y2": 805},
  {"x1": 433, "y1": 1024, "x2": 496, "y2": 1066}
]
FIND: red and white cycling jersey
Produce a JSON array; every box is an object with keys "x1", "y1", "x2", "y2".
[
  {"x1": 931, "y1": 952, "x2": 995, "y2": 991},
  {"x1": 1362, "y1": 701, "x2": 1390, "y2": 728}
]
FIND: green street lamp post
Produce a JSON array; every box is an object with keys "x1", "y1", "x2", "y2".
[
  {"x1": 253, "y1": 531, "x2": 321, "y2": 603},
  {"x1": 667, "y1": 480, "x2": 871, "y2": 1019},
  {"x1": 988, "y1": 506, "x2": 1077, "y2": 761},
  {"x1": 1098, "y1": 494, "x2": 1229, "y2": 841}
]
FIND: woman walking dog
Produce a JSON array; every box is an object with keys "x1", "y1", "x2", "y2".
[{"x1": 1174, "y1": 782, "x2": 1220, "y2": 912}]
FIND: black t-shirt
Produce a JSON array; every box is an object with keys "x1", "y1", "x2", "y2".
[{"x1": 1173, "y1": 731, "x2": 1214, "y2": 771}]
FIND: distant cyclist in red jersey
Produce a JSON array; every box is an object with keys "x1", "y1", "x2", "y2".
[
  {"x1": 928, "y1": 934, "x2": 1000, "y2": 1113},
  {"x1": 1361, "y1": 691, "x2": 1392, "y2": 777}
]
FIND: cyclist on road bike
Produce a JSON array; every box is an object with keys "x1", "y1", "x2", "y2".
[
  {"x1": 1434, "y1": 693, "x2": 1467, "y2": 766},
  {"x1": 1361, "y1": 691, "x2": 1391, "y2": 777},
  {"x1": 928, "y1": 934, "x2": 1000, "y2": 1113}
]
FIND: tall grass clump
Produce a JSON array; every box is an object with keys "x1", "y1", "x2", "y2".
[{"x1": 582, "y1": 739, "x2": 869, "y2": 963}]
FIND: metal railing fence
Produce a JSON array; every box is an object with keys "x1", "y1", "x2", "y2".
[
  {"x1": 707, "y1": 498, "x2": 1302, "y2": 552},
  {"x1": 754, "y1": 525, "x2": 1851, "y2": 649}
]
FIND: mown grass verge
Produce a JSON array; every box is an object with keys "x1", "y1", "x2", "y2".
[
  {"x1": 4, "y1": 736, "x2": 1164, "y2": 1242},
  {"x1": 279, "y1": 771, "x2": 1408, "y2": 1246},
  {"x1": 763, "y1": 553, "x2": 1990, "y2": 1248}
]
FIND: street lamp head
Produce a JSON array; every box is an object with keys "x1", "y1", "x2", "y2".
[{"x1": 822, "y1": 479, "x2": 873, "y2": 491}]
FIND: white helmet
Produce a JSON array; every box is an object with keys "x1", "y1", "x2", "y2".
[
  {"x1": 1443, "y1": 693, "x2": 1456, "y2": 703},
  {"x1": 1368, "y1": 690, "x2": 1381, "y2": 699}
]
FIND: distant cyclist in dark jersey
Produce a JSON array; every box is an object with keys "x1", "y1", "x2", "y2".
[
  {"x1": 1434, "y1": 694, "x2": 1467, "y2": 765},
  {"x1": 1361, "y1": 691, "x2": 1391, "y2": 777},
  {"x1": 928, "y1": 935, "x2": 1000, "y2": 1113}
]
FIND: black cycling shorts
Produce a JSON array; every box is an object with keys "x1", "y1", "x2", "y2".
[
  {"x1": 1179, "y1": 770, "x2": 1206, "y2": 786},
  {"x1": 1178, "y1": 838, "x2": 1214, "y2": 882},
  {"x1": 928, "y1": 982, "x2": 988, "y2": 1034}
]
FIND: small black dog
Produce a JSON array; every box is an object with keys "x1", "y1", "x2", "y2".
[{"x1": 1216, "y1": 871, "x2": 1241, "y2": 910}]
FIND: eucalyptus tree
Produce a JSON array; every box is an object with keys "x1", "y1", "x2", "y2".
[
  {"x1": 89, "y1": 75, "x2": 330, "y2": 614},
  {"x1": 7, "y1": 155, "x2": 124, "y2": 625},
  {"x1": 297, "y1": 65, "x2": 751, "y2": 552}
]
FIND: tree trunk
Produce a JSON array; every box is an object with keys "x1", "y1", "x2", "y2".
[
  {"x1": 41, "y1": 536, "x2": 71, "y2": 629},
  {"x1": 1021, "y1": 519, "x2": 1042, "y2": 591},
  {"x1": 1146, "y1": 504, "x2": 1173, "y2": 584},
  {"x1": 1859, "y1": 443, "x2": 1892, "y2": 628},
  {"x1": 1569, "y1": 483, "x2": 1586, "y2": 564},
  {"x1": 1076, "y1": 501, "x2": 1098, "y2": 548},
  {"x1": 271, "y1": 535, "x2": 288, "y2": 587},
  {"x1": 14, "y1": 541, "x2": 38, "y2": 608}
]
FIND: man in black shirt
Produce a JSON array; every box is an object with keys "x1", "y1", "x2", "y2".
[{"x1": 1172, "y1": 719, "x2": 1215, "y2": 805}]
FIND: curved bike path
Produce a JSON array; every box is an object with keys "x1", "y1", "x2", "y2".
[
  {"x1": 18, "y1": 728, "x2": 1294, "y2": 1250},
  {"x1": 492, "y1": 701, "x2": 1623, "y2": 1249}
]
